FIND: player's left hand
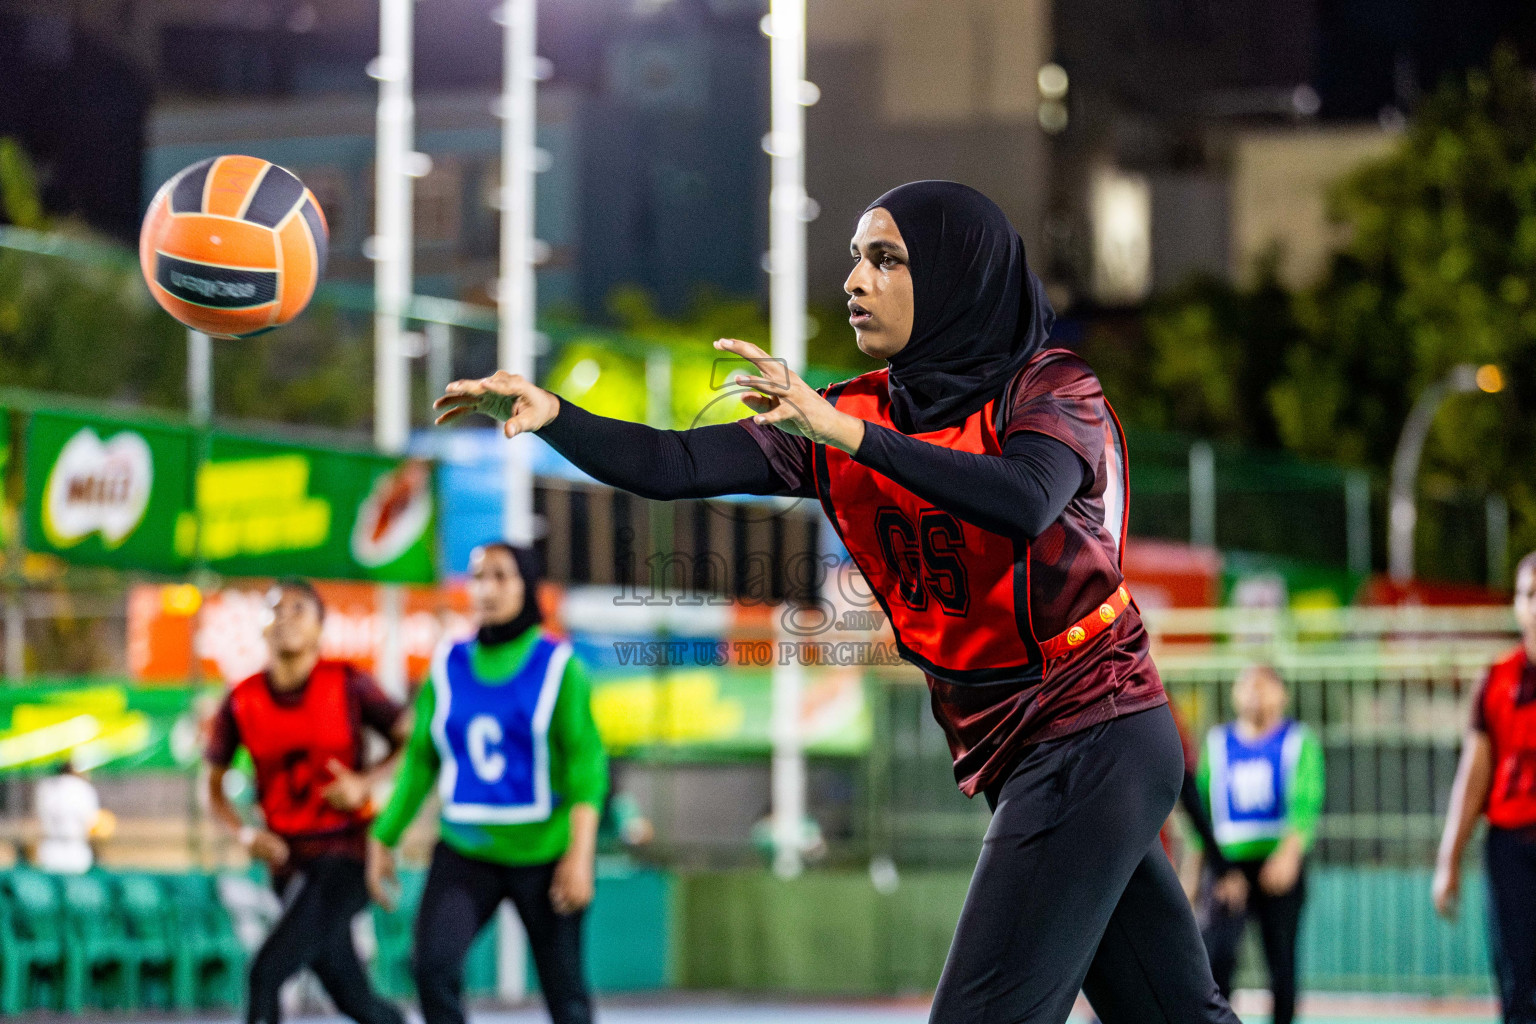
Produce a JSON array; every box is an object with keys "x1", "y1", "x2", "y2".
[
  {"x1": 1258, "y1": 844, "x2": 1302, "y2": 896},
  {"x1": 549, "y1": 848, "x2": 596, "y2": 915},
  {"x1": 321, "y1": 759, "x2": 371, "y2": 812},
  {"x1": 714, "y1": 338, "x2": 867, "y2": 454}
]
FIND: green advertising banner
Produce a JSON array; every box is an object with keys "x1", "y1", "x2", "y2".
[
  {"x1": 177, "y1": 434, "x2": 435, "y2": 583},
  {"x1": 0, "y1": 680, "x2": 210, "y2": 776},
  {"x1": 590, "y1": 667, "x2": 871, "y2": 757},
  {"x1": 1220, "y1": 549, "x2": 1366, "y2": 609},
  {"x1": 0, "y1": 667, "x2": 869, "y2": 777},
  {"x1": 23, "y1": 409, "x2": 436, "y2": 583},
  {"x1": 24, "y1": 410, "x2": 194, "y2": 572}
]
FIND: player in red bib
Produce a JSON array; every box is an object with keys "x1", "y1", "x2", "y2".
[
  {"x1": 204, "y1": 579, "x2": 410, "y2": 1024},
  {"x1": 1436, "y1": 551, "x2": 1536, "y2": 1024},
  {"x1": 435, "y1": 181, "x2": 1236, "y2": 1023}
]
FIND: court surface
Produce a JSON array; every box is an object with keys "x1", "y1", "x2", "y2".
[{"x1": 143, "y1": 992, "x2": 1498, "y2": 1024}]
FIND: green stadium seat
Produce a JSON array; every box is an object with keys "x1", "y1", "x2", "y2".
[
  {"x1": 163, "y1": 873, "x2": 245, "y2": 1009},
  {"x1": 0, "y1": 870, "x2": 66, "y2": 1013},
  {"x1": 59, "y1": 872, "x2": 137, "y2": 1012},
  {"x1": 115, "y1": 875, "x2": 178, "y2": 1009}
]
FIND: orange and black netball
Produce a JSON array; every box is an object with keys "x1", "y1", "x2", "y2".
[{"x1": 139, "y1": 155, "x2": 328, "y2": 338}]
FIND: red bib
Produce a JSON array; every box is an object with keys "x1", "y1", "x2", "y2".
[
  {"x1": 1482, "y1": 649, "x2": 1536, "y2": 829},
  {"x1": 814, "y1": 369, "x2": 1128, "y2": 683},
  {"x1": 228, "y1": 660, "x2": 364, "y2": 838}
]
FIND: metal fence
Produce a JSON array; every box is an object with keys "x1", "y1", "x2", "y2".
[{"x1": 869, "y1": 605, "x2": 1519, "y2": 870}]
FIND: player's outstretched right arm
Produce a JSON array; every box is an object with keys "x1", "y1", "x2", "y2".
[{"x1": 434, "y1": 370, "x2": 787, "y2": 501}]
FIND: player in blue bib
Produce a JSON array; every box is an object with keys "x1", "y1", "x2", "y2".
[
  {"x1": 431, "y1": 633, "x2": 571, "y2": 825},
  {"x1": 371, "y1": 544, "x2": 608, "y2": 1024},
  {"x1": 1208, "y1": 713, "x2": 1304, "y2": 850},
  {"x1": 1196, "y1": 665, "x2": 1325, "y2": 1024}
]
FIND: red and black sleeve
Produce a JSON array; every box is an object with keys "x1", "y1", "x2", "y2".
[
  {"x1": 850, "y1": 425, "x2": 1086, "y2": 539},
  {"x1": 536, "y1": 397, "x2": 801, "y2": 499},
  {"x1": 204, "y1": 693, "x2": 241, "y2": 767},
  {"x1": 346, "y1": 666, "x2": 407, "y2": 755},
  {"x1": 1471, "y1": 672, "x2": 1493, "y2": 734},
  {"x1": 1002, "y1": 352, "x2": 1109, "y2": 466}
]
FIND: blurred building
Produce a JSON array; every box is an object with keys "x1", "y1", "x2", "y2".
[
  {"x1": 144, "y1": 91, "x2": 585, "y2": 309},
  {"x1": 1222, "y1": 125, "x2": 1396, "y2": 288},
  {"x1": 2, "y1": 0, "x2": 763, "y2": 320},
  {"x1": 133, "y1": 0, "x2": 768, "y2": 320},
  {"x1": 4, "y1": 0, "x2": 1060, "y2": 325},
  {"x1": 6, "y1": 0, "x2": 1535, "y2": 316},
  {"x1": 802, "y1": 0, "x2": 1054, "y2": 309},
  {"x1": 1044, "y1": 0, "x2": 1536, "y2": 305}
]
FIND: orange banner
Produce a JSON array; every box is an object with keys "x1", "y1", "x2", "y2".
[{"x1": 128, "y1": 580, "x2": 475, "y2": 685}]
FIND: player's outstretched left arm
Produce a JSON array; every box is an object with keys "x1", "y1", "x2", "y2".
[
  {"x1": 433, "y1": 363, "x2": 789, "y2": 501},
  {"x1": 435, "y1": 370, "x2": 561, "y2": 438}
]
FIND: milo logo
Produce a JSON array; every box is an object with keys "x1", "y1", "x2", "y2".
[
  {"x1": 155, "y1": 253, "x2": 277, "y2": 309},
  {"x1": 42, "y1": 427, "x2": 154, "y2": 550}
]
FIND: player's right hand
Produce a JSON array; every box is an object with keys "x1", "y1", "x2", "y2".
[
  {"x1": 434, "y1": 371, "x2": 560, "y2": 438},
  {"x1": 366, "y1": 837, "x2": 399, "y2": 912},
  {"x1": 1432, "y1": 859, "x2": 1460, "y2": 921},
  {"x1": 246, "y1": 829, "x2": 290, "y2": 870},
  {"x1": 321, "y1": 759, "x2": 372, "y2": 812},
  {"x1": 1213, "y1": 869, "x2": 1249, "y2": 911}
]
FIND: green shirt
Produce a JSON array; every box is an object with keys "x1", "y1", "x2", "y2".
[
  {"x1": 1196, "y1": 720, "x2": 1325, "y2": 863},
  {"x1": 371, "y1": 629, "x2": 609, "y2": 866}
]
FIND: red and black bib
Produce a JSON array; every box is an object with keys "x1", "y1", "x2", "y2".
[
  {"x1": 814, "y1": 368, "x2": 1128, "y2": 684},
  {"x1": 1482, "y1": 649, "x2": 1536, "y2": 829},
  {"x1": 228, "y1": 660, "x2": 365, "y2": 838}
]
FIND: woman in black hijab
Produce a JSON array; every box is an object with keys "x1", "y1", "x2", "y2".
[{"x1": 435, "y1": 181, "x2": 1237, "y2": 1024}]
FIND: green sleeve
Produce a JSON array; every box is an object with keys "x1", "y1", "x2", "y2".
[
  {"x1": 552, "y1": 655, "x2": 608, "y2": 809},
  {"x1": 1190, "y1": 739, "x2": 1212, "y2": 852},
  {"x1": 1284, "y1": 726, "x2": 1325, "y2": 852},
  {"x1": 371, "y1": 683, "x2": 441, "y2": 847}
]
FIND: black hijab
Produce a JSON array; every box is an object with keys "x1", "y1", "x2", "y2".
[
  {"x1": 863, "y1": 181, "x2": 1055, "y2": 434},
  {"x1": 475, "y1": 543, "x2": 546, "y2": 647}
]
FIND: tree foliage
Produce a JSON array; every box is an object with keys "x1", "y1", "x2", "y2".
[
  {"x1": 1087, "y1": 47, "x2": 1536, "y2": 577},
  {"x1": 598, "y1": 283, "x2": 877, "y2": 373}
]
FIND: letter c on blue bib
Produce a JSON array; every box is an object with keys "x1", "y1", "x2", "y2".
[
  {"x1": 431, "y1": 636, "x2": 571, "y2": 825},
  {"x1": 466, "y1": 714, "x2": 506, "y2": 782}
]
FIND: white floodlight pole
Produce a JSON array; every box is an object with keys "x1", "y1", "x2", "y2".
[
  {"x1": 490, "y1": 0, "x2": 540, "y2": 1000},
  {"x1": 188, "y1": 330, "x2": 212, "y2": 426},
  {"x1": 371, "y1": 0, "x2": 415, "y2": 698},
  {"x1": 767, "y1": 0, "x2": 808, "y2": 378},
  {"x1": 373, "y1": 0, "x2": 413, "y2": 457},
  {"x1": 766, "y1": 0, "x2": 811, "y2": 880},
  {"x1": 1388, "y1": 364, "x2": 1480, "y2": 584},
  {"x1": 496, "y1": 0, "x2": 539, "y2": 548}
]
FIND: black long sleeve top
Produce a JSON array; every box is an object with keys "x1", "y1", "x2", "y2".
[{"x1": 535, "y1": 397, "x2": 1087, "y2": 541}]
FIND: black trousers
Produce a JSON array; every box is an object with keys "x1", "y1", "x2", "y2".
[
  {"x1": 929, "y1": 704, "x2": 1238, "y2": 1024},
  {"x1": 247, "y1": 856, "x2": 404, "y2": 1024},
  {"x1": 1488, "y1": 826, "x2": 1536, "y2": 1024},
  {"x1": 413, "y1": 843, "x2": 592, "y2": 1024},
  {"x1": 1201, "y1": 857, "x2": 1306, "y2": 1024}
]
